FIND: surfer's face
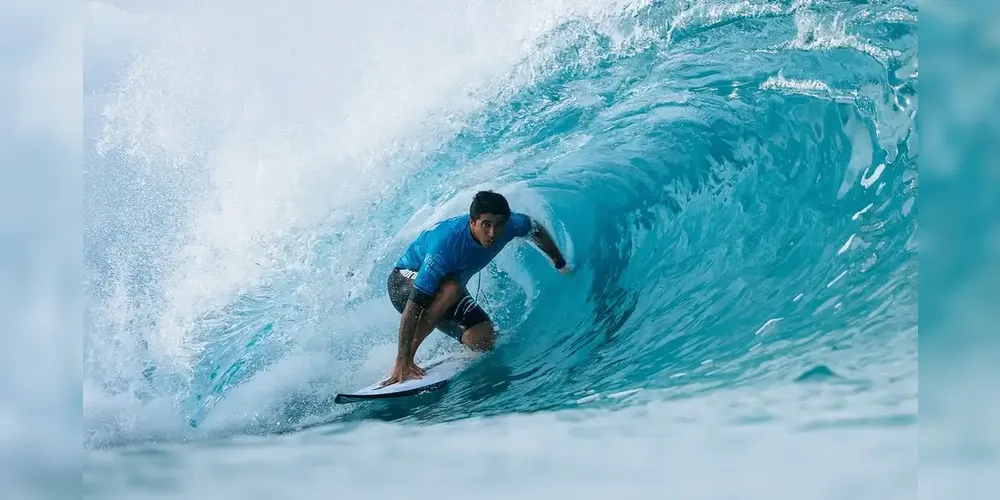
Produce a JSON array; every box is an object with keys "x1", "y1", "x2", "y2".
[{"x1": 471, "y1": 213, "x2": 507, "y2": 247}]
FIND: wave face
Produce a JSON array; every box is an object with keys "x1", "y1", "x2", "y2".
[{"x1": 84, "y1": 0, "x2": 917, "y2": 497}]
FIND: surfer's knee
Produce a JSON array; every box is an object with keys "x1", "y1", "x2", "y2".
[{"x1": 462, "y1": 322, "x2": 495, "y2": 351}]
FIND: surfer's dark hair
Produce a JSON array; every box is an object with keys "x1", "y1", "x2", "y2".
[{"x1": 470, "y1": 190, "x2": 511, "y2": 220}]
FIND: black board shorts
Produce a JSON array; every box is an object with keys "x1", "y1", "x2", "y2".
[{"x1": 387, "y1": 267, "x2": 490, "y2": 343}]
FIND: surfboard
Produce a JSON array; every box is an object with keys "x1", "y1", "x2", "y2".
[{"x1": 334, "y1": 354, "x2": 475, "y2": 404}]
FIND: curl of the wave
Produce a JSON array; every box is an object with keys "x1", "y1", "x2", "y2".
[{"x1": 84, "y1": 0, "x2": 917, "y2": 448}]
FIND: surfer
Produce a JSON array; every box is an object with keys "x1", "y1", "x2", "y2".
[{"x1": 380, "y1": 190, "x2": 570, "y2": 387}]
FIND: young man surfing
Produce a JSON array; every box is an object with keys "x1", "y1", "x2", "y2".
[{"x1": 380, "y1": 190, "x2": 570, "y2": 387}]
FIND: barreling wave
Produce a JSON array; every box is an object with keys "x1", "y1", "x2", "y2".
[{"x1": 84, "y1": 0, "x2": 917, "y2": 447}]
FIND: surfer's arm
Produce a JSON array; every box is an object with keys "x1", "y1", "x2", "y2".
[
  {"x1": 396, "y1": 252, "x2": 447, "y2": 362},
  {"x1": 507, "y1": 212, "x2": 567, "y2": 270},
  {"x1": 528, "y1": 218, "x2": 567, "y2": 270},
  {"x1": 380, "y1": 294, "x2": 430, "y2": 387},
  {"x1": 396, "y1": 297, "x2": 427, "y2": 363}
]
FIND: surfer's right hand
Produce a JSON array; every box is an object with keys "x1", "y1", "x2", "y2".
[{"x1": 379, "y1": 360, "x2": 425, "y2": 387}]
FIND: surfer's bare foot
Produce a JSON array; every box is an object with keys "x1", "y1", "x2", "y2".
[{"x1": 379, "y1": 360, "x2": 424, "y2": 387}]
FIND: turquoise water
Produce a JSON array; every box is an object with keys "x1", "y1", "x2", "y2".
[{"x1": 84, "y1": 0, "x2": 917, "y2": 498}]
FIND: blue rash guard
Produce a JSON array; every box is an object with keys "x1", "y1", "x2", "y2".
[{"x1": 395, "y1": 212, "x2": 534, "y2": 299}]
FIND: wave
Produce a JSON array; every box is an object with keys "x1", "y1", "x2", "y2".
[{"x1": 84, "y1": 0, "x2": 917, "y2": 448}]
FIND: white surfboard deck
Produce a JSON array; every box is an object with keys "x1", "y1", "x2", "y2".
[{"x1": 335, "y1": 353, "x2": 476, "y2": 404}]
